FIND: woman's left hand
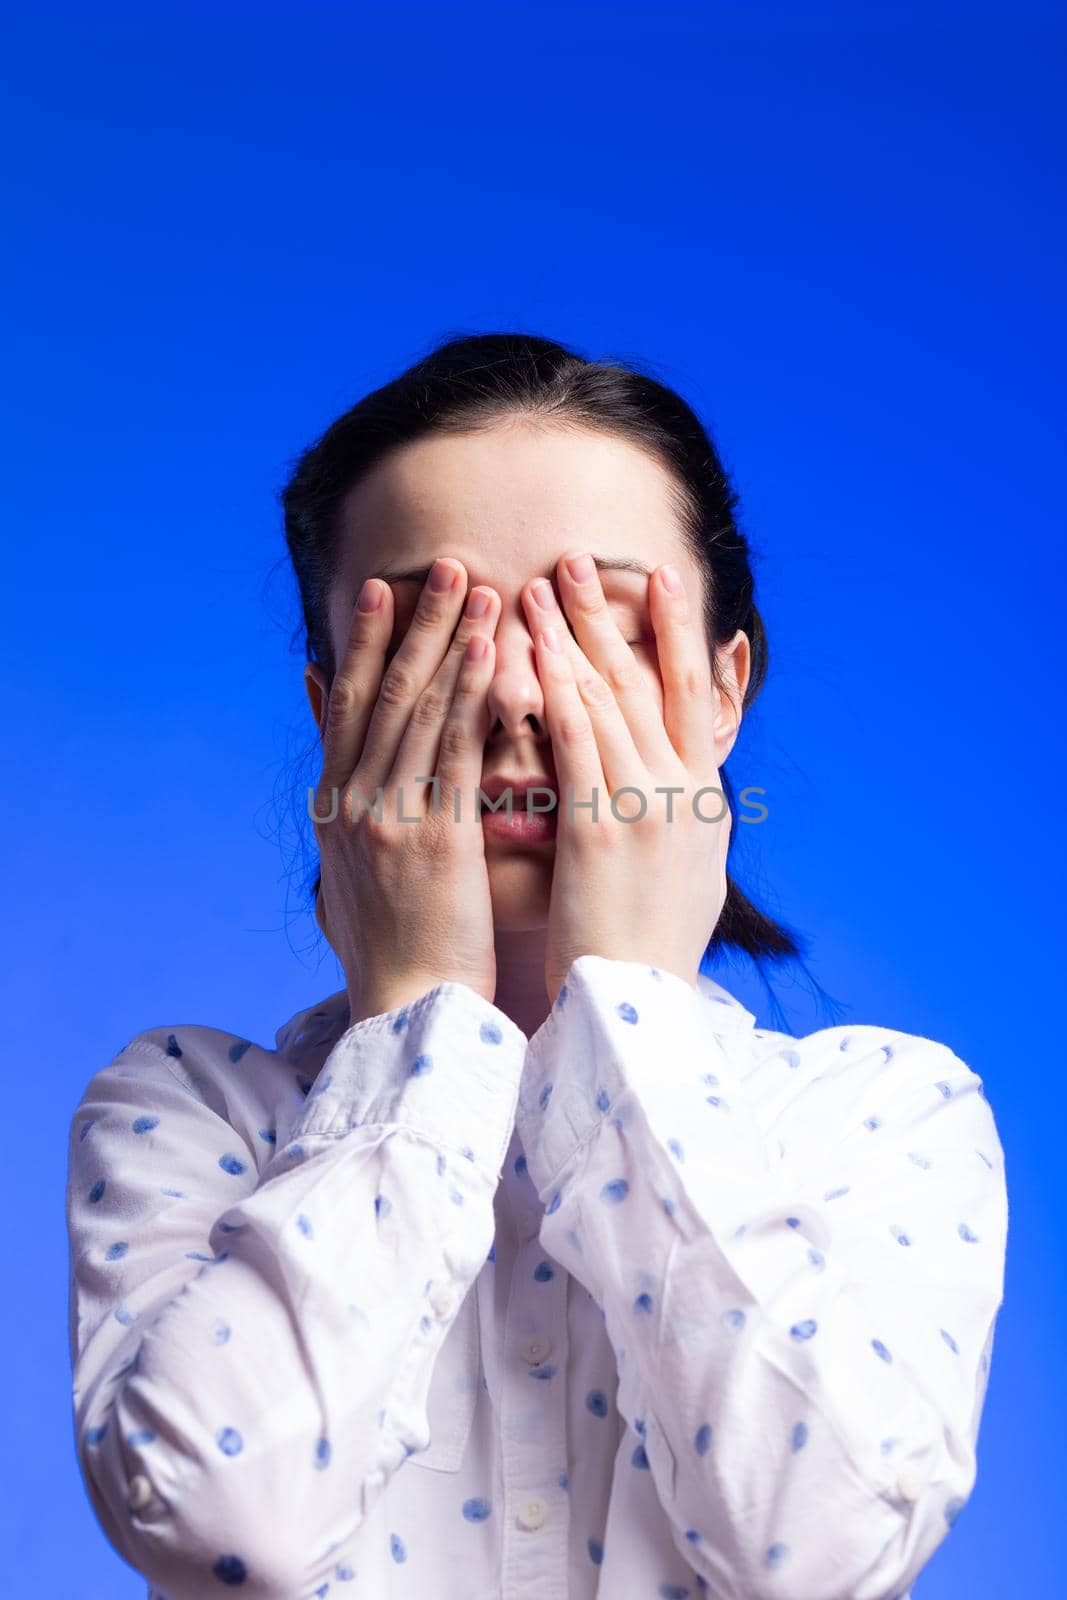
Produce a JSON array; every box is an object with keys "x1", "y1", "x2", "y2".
[{"x1": 523, "y1": 552, "x2": 732, "y2": 1006}]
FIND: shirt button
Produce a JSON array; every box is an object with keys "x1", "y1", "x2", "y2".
[
  {"x1": 521, "y1": 1335, "x2": 552, "y2": 1365},
  {"x1": 430, "y1": 1285, "x2": 458, "y2": 1320},
  {"x1": 127, "y1": 1474, "x2": 153, "y2": 1512},
  {"x1": 896, "y1": 1466, "x2": 922, "y2": 1503},
  {"x1": 517, "y1": 1497, "x2": 548, "y2": 1530}
]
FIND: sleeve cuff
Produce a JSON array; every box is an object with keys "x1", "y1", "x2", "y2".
[
  {"x1": 289, "y1": 980, "x2": 529, "y2": 1181},
  {"x1": 515, "y1": 954, "x2": 777, "y2": 1207}
]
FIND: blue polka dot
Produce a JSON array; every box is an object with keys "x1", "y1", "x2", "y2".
[
  {"x1": 390, "y1": 1534, "x2": 406, "y2": 1563},
  {"x1": 104, "y1": 1240, "x2": 128, "y2": 1261},
  {"x1": 596, "y1": 1088, "x2": 611, "y2": 1112},
  {"x1": 547, "y1": 1191, "x2": 562, "y2": 1215},
  {"x1": 555, "y1": 983, "x2": 569, "y2": 1009},
  {"x1": 779, "y1": 1049, "x2": 801, "y2": 1069},
  {"x1": 935, "y1": 1080, "x2": 953, "y2": 1098},
  {"x1": 165, "y1": 1034, "x2": 182, "y2": 1058},
  {"x1": 448, "y1": 1186, "x2": 464, "y2": 1205},
  {"x1": 296, "y1": 1214, "x2": 314, "y2": 1238},
  {"x1": 705, "y1": 1095, "x2": 727, "y2": 1109},
  {"x1": 790, "y1": 1319, "x2": 817, "y2": 1341},
  {"x1": 212, "y1": 1554, "x2": 247, "y2": 1585},
  {"x1": 944, "y1": 1495, "x2": 966, "y2": 1527},
  {"x1": 284, "y1": 1143, "x2": 303, "y2": 1160},
  {"x1": 940, "y1": 1327, "x2": 959, "y2": 1353},
  {"x1": 890, "y1": 1224, "x2": 911, "y2": 1246},
  {"x1": 161, "y1": 1187, "x2": 185, "y2": 1198},
  {"x1": 539, "y1": 1082, "x2": 553, "y2": 1111},
  {"x1": 487, "y1": 1241, "x2": 496, "y2": 1263},
  {"x1": 722, "y1": 1307, "x2": 746, "y2": 1330},
  {"x1": 958, "y1": 1222, "x2": 979, "y2": 1242},
  {"x1": 634, "y1": 1418, "x2": 646, "y2": 1435},
  {"x1": 600, "y1": 1178, "x2": 629, "y2": 1205},
  {"x1": 785, "y1": 1216, "x2": 801, "y2": 1228},
  {"x1": 808, "y1": 1247, "x2": 826, "y2": 1270},
  {"x1": 872, "y1": 1338, "x2": 892, "y2": 1363},
  {"x1": 662, "y1": 1196, "x2": 676, "y2": 1217},
  {"x1": 660, "y1": 1585, "x2": 689, "y2": 1599},
  {"x1": 228, "y1": 1039, "x2": 251, "y2": 1063},
  {"x1": 765, "y1": 1542, "x2": 789, "y2": 1568},
  {"x1": 127, "y1": 1428, "x2": 156, "y2": 1447},
  {"x1": 375, "y1": 1194, "x2": 392, "y2": 1219},
  {"x1": 667, "y1": 1138, "x2": 684, "y2": 1163},
  {"x1": 694, "y1": 1422, "x2": 712, "y2": 1455},
  {"x1": 530, "y1": 1363, "x2": 557, "y2": 1380},
  {"x1": 79, "y1": 1119, "x2": 95, "y2": 1142},
  {"x1": 461, "y1": 1146, "x2": 475, "y2": 1161},
  {"x1": 632, "y1": 1443, "x2": 650, "y2": 1469},
  {"x1": 217, "y1": 1427, "x2": 243, "y2": 1456},
  {"x1": 616, "y1": 1002, "x2": 639, "y2": 1025},
  {"x1": 533, "y1": 1261, "x2": 555, "y2": 1283},
  {"x1": 559, "y1": 1471, "x2": 569, "y2": 1490},
  {"x1": 907, "y1": 1151, "x2": 931, "y2": 1169},
  {"x1": 213, "y1": 1320, "x2": 231, "y2": 1344},
  {"x1": 823, "y1": 1185, "x2": 850, "y2": 1201},
  {"x1": 634, "y1": 1292, "x2": 654, "y2": 1314},
  {"x1": 480, "y1": 1021, "x2": 502, "y2": 1046},
  {"x1": 296, "y1": 1074, "x2": 314, "y2": 1097},
  {"x1": 335, "y1": 1562, "x2": 355, "y2": 1580},
  {"x1": 410, "y1": 1053, "x2": 433, "y2": 1077},
  {"x1": 587, "y1": 1389, "x2": 608, "y2": 1418},
  {"x1": 132, "y1": 1115, "x2": 159, "y2": 1135},
  {"x1": 791, "y1": 1421, "x2": 808, "y2": 1451},
  {"x1": 314, "y1": 1436, "x2": 331, "y2": 1469},
  {"x1": 864, "y1": 1115, "x2": 882, "y2": 1131},
  {"x1": 87, "y1": 1421, "x2": 109, "y2": 1445},
  {"x1": 436, "y1": 1152, "x2": 447, "y2": 1177},
  {"x1": 114, "y1": 1302, "x2": 136, "y2": 1325},
  {"x1": 462, "y1": 1496, "x2": 491, "y2": 1521},
  {"x1": 219, "y1": 1152, "x2": 247, "y2": 1176},
  {"x1": 702, "y1": 1072, "x2": 719, "y2": 1089},
  {"x1": 258, "y1": 1127, "x2": 277, "y2": 1144},
  {"x1": 390, "y1": 1008, "x2": 410, "y2": 1034},
  {"x1": 588, "y1": 1536, "x2": 604, "y2": 1564}
]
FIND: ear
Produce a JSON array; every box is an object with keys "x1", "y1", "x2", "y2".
[
  {"x1": 713, "y1": 629, "x2": 751, "y2": 766},
  {"x1": 304, "y1": 663, "x2": 330, "y2": 740}
]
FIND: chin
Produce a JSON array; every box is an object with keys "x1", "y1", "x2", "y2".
[{"x1": 486, "y1": 850, "x2": 552, "y2": 930}]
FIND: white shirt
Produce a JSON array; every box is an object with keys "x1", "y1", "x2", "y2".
[{"x1": 65, "y1": 955, "x2": 1007, "y2": 1600}]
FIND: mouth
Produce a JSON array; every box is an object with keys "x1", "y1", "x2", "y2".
[{"x1": 478, "y1": 774, "x2": 558, "y2": 845}]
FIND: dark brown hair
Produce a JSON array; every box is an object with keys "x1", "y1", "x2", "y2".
[{"x1": 277, "y1": 330, "x2": 815, "y2": 996}]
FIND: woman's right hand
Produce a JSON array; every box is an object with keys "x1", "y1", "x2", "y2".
[{"x1": 312, "y1": 557, "x2": 502, "y2": 1023}]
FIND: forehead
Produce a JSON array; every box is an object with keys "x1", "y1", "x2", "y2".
[{"x1": 333, "y1": 424, "x2": 699, "y2": 607}]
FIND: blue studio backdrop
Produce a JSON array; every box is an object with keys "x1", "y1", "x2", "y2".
[{"x1": 3, "y1": 2, "x2": 1062, "y2": 1595}]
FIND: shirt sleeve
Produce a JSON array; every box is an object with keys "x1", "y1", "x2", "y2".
[
  {"x1": 514, "y1": 955, "x2": 1008, "y2": 1600},
  {"x1": 66, "y1": 984, "x2": 526, "y2": 1600}
]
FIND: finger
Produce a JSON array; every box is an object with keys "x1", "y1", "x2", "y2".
[
  {"x1": 530, "y1": 619, "x2": 614, "y2": 821},
  {"x1": 553, "y1": 551, "x2": 679, "y2": 772},
  {"x1": 390, "y1": 586, "x2": 501, "y2": 808},
  {"x1": 319, "y1": 578, "x2": 396, "y2": 797},
  {"x1": 523, "y1": 578, "x2": 646, "y2": 800},
  {"x1": 648, "y1": 562, "x2": 718, "y2": 781},
  {"x1": 433, "y1": 628, "x2": 499, "y2": 830},
  {"x1": 350, "y1": 557, "x2": 468, "y2": 803}
]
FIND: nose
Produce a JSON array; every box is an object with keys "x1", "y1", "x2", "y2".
[{"x1": 485, "y1": 609, "x2": 547, "y2": 741}]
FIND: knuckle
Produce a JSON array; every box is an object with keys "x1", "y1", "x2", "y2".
[
  {"x1": 557, "y1": 710, "x2": 595, "y2": 748},
  {"x1": 327, "y1": 676, "x2": 360, "y2": 719},
  {"x1": 438, "y1": 716, "x2": 470, "y2": 764},
  {"x1": 581, "y1": 666, "x2": 623, "y2": 705},
  {"x1": 378, "y1": 662, "x2": 417, "y2": 707},
  {"x1": 410, "y1": 686, "x2": 448, "y2": 727}
]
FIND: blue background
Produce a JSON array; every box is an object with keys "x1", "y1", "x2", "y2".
[{"x1": 4, "y1": 1, "x2": 1062, "y2": 1593}]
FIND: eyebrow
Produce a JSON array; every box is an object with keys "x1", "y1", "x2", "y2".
[{"x1": 364, "y1": 555, "x2": 655, "y2": 587}]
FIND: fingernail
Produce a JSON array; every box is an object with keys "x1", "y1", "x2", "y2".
[
  {"x1": 429, "y1": 560, "x2": 456, "y2": 592},
  {"x1": 358, "y1": 579, "x2": 382, "y2": 612},
  {"x1": 566, "y1": 553, "x2": 595, "y2": 583},
  {"x1": 542, "y1": 625, "x2": 562, "y2": 653},
  {"x1": 661, "y1": 564, "x2": 683, "y2": 595},
  {"x1": 531, "y1": 578, "x2": 554, "y2": 609},
  {"x1": 465, "y1": 588, "x2": 490, "y2": 618}
]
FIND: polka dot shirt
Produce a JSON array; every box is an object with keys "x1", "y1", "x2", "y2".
[{"x1": 65, "y1": 956, "x2": 1007, "y2": 1599}]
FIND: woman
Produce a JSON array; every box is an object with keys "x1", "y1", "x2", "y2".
[{"x1": 65, "y1": 333, "x2": 1007, "y2": 1600}]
